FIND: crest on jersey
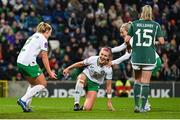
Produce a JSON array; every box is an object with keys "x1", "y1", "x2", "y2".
[
  {"x1": 44, "y1": 42, "x2": 48, "y2": 48},
  {"x1": 101, "y1": 70, "x2": 105, "y2": 75}
]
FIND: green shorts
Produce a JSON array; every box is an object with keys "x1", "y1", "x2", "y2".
[
  {"x1": 152, "y1": 57, "x2": 162, "y2": 76},
  {"x1": 84, "y1": 74, "x2": 100, "y2": 92},
  {"x1": 17, "y1": 63, "x2": 43, "y2": 78}
]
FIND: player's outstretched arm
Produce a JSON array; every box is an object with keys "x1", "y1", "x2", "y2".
[
  {"x1": 63, "y1": 61, "x2": 84, "y2": 76},
  {"x1": 111, "y1": 43, "x2": 127, "y2": 53},
  {"x1": 106, "y1": 80, "x2": 115, "y2": 111},
  {"x1": 41, "y1": 51, "x2": 57, "y2": 79},
  {"x1": 112, "y1": 51, "x2": 131, "y2": 65}
]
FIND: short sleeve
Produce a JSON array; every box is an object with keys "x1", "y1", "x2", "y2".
[
  {"x1": 128, "y1": 23, "x2": 134, "y2": 37},
  {"x1": 40, "y1": 39, "x2": 48, "y2": 51},
  {"x1": 105, "y1": 68, "x2": 113, "y2": 80},
  {"x1": 156, "y1": 24, "x2": 163, "y2": 38},
  {"x1": 83, "y1": 56, "x2": 95, "y2": 66}
]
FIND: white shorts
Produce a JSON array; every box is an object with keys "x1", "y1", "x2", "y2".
[{"x1": 132, "y1": 64, "x2": 156, "y2": 71}]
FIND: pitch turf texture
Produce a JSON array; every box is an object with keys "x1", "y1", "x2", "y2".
[{"x1": 0, "y1": 98, "x2": 180, "y2": 119}]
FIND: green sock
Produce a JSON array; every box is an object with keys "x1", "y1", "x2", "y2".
[
  {"x1": 141, "y1": 83, "x2": 150, "y2": 109},
  {"x1": 133, "y1": 83, "x2": 141, "y2": 107}
]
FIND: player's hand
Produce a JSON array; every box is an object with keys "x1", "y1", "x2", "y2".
[
  {"x1": 63, "y1": 68, "x2": 70, "y2": 77},
  {"x1": 49, "y1": 71, "x2": 57, "y2": 79},
  {"x1": 107, "y1": 61, "x2": 113, "y2": 67},
  {"x1": 107, "y1": 99, "x2": 115, "y2": 111},
  {"x1": 126, "y1": 42, "x2": 132, "y2": 53}
]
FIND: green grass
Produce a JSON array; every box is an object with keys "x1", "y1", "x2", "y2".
[{"x1": 0, "y1": 98, "x2": 180, "y2": 119}]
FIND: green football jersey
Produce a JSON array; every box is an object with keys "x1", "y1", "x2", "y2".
[{"x1": 128, "y1": 19, "x2": 163, "y2": 65}]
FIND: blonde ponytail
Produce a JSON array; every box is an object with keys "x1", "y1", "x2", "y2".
[
  {"x1": 141, "y1": 5, "x2": 153, "y2": 20},
  {"x1": 36, "y1": 22, "x2": 52, "y2": 33}
]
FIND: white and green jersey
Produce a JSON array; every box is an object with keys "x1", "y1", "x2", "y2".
[
  {"x1": 17, "y1": 32, "x2": 48, "y2": 66},
  {"x1": 83, "y1": 56, "x2": 113, "y2": 85}
]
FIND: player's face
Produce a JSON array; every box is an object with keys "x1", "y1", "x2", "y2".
[
  {"x1": 120, "y1": 28, "x2": 128, "y2": 39},
  {"x1": 99, "y1": 49, "x2": 110, "y2": 65}
]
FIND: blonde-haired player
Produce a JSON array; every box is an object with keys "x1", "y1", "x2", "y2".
[
  {"x1": 63, "y1": 47, "x2": 115, "y2": 111},
  {"x1": 17, "y1": 22, "x2": 57, "y2": 112},
  {"x1": 125, "y1": 5, "x2": 164, "y2": 112},
  {"x1": 110, "y1": 22, "x2": 161, "y2": 112}
]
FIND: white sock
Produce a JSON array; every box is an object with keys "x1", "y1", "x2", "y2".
[
  {"x1": 24, "y1": 85, "x2": 33, "y2": 106},
  {"x1": 74, "y1": 80, "x2": 84, "y2": 104},
  {"x1": 27, "y1": 98, "x2": 32, "y2": 108},
  {"x1": 21, "y1": 85, "x2": 45, "y2": 102}
]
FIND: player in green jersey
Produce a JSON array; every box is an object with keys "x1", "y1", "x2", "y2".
[
  {"x1": 110, "y1": 22, "x2": 162, "y2": 111},
  {"x1": 125, "y1": 5, "x2": 164, "y2": 113}
]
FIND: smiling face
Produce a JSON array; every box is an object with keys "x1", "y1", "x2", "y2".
[{"x1": 98, "y1": 48, "x2": 112, "y2": 66}]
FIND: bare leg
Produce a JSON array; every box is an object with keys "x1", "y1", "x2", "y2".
[{"x1": 83, "y1": 91, "x2": 97, "y2": 111}]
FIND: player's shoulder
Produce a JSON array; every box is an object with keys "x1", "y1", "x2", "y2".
[
  {"x1": 33, "y1": 33, "x2": 46, "y2": 41},
  {"x1": 132, "y1": 19, "x2": 142, "y2": 24},
  {"x1": 32, "y1": 33, "x2": 41, "y2": 38},
  {"x1": 148, "y1": 20, "x2": 160, "y2": 25},
  {"x1": 86, "y1": 56, "x2": 99, "y2": 62},
  {"x1": 88, "y1": 56, "x2": 98, "y2": 59},
  {"x1": 131, "y1": 19, "x2": 142, "y2": 27}
]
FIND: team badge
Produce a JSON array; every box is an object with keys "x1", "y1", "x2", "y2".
[{"x1": 44, "y1": 42, "x2": 48, "y2": 48}]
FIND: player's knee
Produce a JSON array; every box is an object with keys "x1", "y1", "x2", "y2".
[
  {"x1": 41, "y1": 80, "x2": 47, "y2": 87},
  {"x1": 76, "y1": 79, "x2": 85, "y2": 87},
  {"x1": 77, "y1": 74, "x2": 86, "y2": 80}
]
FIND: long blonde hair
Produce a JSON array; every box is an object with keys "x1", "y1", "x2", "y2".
[
  {"x1": 140, "y1": 5, "x2": 153, "y2": 20},
  {"x1": 120, "y1": 22, "x2": 132, "y2": 32},
  {"x1": 36, "y1": 22, "x2": 52, "y2": 33}
]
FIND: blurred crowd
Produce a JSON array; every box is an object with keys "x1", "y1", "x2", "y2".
[{"x1": 0, "y1": 0, "x2": 179, "y2": 81}]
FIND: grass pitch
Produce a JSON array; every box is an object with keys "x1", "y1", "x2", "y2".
[{"x1": 0, "y1": 98, "x2": 180, "y2": 119}]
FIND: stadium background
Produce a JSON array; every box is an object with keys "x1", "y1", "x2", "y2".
[
  {"x1": 0, "y1": 0, "x2": 179, "y2": 98},
  {"x1": 0, "y1": 0, "x2": 180, "y2": 119}
]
